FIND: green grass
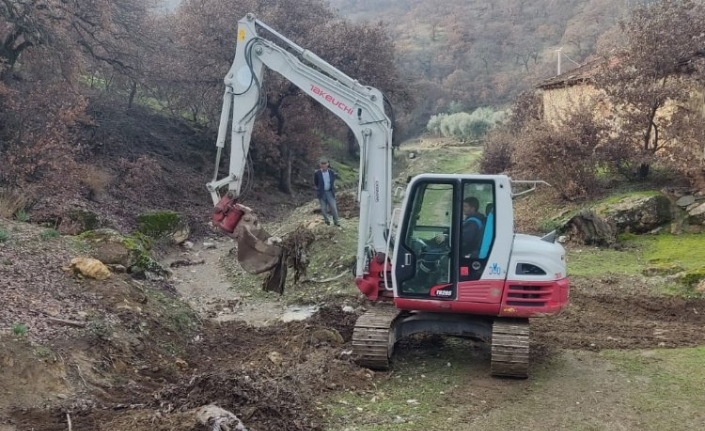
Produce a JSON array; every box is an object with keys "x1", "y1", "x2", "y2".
[
  {"x1": 14, "y1": 209, "x2": 30, "y2": 222},
  {"x1": 330, "y1": 160, "x2": 359, "y2": 189},
  {"x1": 40, "y1": 228, "x2": 60, "y2": 240},
  {"x1": 568, "y1": 233, "x2": 705, "y2": 278},
  {"x1": 325, "y1": 339, "x2": 495, "y2": 431},
  {"x1": 596, "y1": 189, "x2": 661, "y2": 205},
  {"x1": 12, "y1": 323, "x2": 28, "y2": 336},
  {"x1": 601, "y1": 348, "x2": 705, "y2": 430},
  {"x1": 567, "y1": 246, "x2": 646, "y2": 277},
  {"x1": 0, "y1": 228, "x2": 8, "y2": 243},
  {"x1": 437, "y1": 148, "x2": 482, "y2": 174}
]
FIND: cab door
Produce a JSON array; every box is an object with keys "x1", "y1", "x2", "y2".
[{"x1": 394, "y1": 178, "x2": 459, "y2": 299}]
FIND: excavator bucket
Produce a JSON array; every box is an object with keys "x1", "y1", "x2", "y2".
[
  {"x1": 213, "y1": 196, "x2": 283, "y2": 275},
  {"x1": 235, "y1": 220, "x2": 283, "y2": 275}
]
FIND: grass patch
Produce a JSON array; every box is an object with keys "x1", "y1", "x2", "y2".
[
  {"x1": 329, "y1": 160, "x2": 359, "y2": 189},
  {"x1": 325, "y1": 339, "x2": 494, "y2": 431},
  {"x1": 567, "y1": 246, "x2": 645, "y2": 277},
  {"x1": 144, "y1": 287, "x2": 198, "y2": 335},
  {"x1": 568, "y1": 233, "x2": 705, "y2": 280},
  {"x1": 601, "y1": 348, "x2": 705, "y2": 430},
  {"x1": 40, "y1": 228, "x2": 60, "y2": 240},
  {"x1": 596, "y1": 189, "x2": 661, "y2": 206},
  {"x1": 0, "y1": 228, "x2": 9, "y2": 243},
  {"x1": 12, "y1": 323, "x2": 28, "y2": 336},
  {"x1": 14, "y1": 209, "x2": 30, "y2": 222},
  {"x1": 639, "y1": 234, "x2": 705, "y2": 268},
  {"x1": 435, "y1": 148, "x2": 482, "y2": 174}
]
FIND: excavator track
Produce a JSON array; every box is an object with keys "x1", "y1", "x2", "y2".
[
  {"x1": 490, "y1": 319, "x2": 530, "y2": 379},
  {"x1": 352, "y1": 306, "x2": 402, "y2": 370}
]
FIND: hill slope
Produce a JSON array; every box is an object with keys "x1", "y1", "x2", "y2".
[{"x1": 329, "y1": 0, "x2": 627, "y2": 131}]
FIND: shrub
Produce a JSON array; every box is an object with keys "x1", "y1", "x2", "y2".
[
  {"x1": 0, "y1": 229, "x2": 9, "y2": 243},
  {"x1": 480, "y1": 130, "x2": 515, "y2": 174},
  {"x1": 81, "y1": 165, "x2": 113, "y2": 200},
  {"x1": 512, "y1": 104, "x2": 606, "y2": 201},
  {"x1": 14, "y1": 209, "x2": 30, "y2": 222},
  {"x1": 0, "y1": 188, "x2": 28, "y2": 219}
]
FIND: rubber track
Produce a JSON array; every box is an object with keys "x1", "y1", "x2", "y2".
[
  {"x1": 352, "y1": 306, "x2": 401, "y2": 370},
  {"x1": 490, "y1": 319, "x2": 530, "y2": 378}
]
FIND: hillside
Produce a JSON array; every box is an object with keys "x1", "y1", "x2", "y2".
[{"x1": 329, "y1": 0, "x2": 628, "y2": 133}]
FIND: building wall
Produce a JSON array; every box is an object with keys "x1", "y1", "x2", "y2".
[{"x1": 540, "y1": 84, "x2": 608, "y2": 126}]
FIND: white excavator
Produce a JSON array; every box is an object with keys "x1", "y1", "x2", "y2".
[{"x1": 207, "y1": 14, "x2": 570, "y2": 378}]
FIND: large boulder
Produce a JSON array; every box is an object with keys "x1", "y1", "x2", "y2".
[
  {"x1": 557, "y1": 209, "x2": 617, "y2": 247},
  {"x1": 79, "y1": 229, "x2": 167, "y2": 277},
  {"x1": 687, "y1": 202, "x2": 705, "y2": 226},
  {"x1": 70, "y1": 257, "x2": 111, "y2": 280},
  {"x1": 596, "y1": 194, "x2": 672, "y2": 234}
]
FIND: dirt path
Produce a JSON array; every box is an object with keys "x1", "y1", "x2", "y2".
[{"x1": 164, "y1": 236, "x2": 318, "y2": 326}]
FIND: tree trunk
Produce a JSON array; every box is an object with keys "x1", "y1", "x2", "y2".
[
  {"x1": 347, "y1": 128, "x2": 358, "y2": 158},
  {"x1": 279, "y1": 145, "x2": 293, "y2": 194}
]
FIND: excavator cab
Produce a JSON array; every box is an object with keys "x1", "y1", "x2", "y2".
[{"x1": 393, "y1": 174, "x2": 512, "y2": 303}]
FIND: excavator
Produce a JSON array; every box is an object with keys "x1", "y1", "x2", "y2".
[{"x1": 207, "y1": 14, "x2": 570, "y2": 378}]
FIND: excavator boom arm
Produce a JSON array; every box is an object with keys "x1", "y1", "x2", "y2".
[{"x1": 207, "y1": 14, "x2": 394, "y2": 280}]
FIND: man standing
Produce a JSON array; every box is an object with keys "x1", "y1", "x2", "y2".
[{"x1": 313, "y1": 157, "x2": 340, "y2": 226}]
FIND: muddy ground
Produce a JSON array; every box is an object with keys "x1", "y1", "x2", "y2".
[
  {"x1": 4, "y1": 268, "x2": 705, "y2": 431},
  {"x1": 3, "y1": 138, "x2": 705, "y2": 430}
]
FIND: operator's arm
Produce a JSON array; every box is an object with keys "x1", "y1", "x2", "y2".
[{"x1": 313, "y1": 170, "x2": 319, "y2": 187}]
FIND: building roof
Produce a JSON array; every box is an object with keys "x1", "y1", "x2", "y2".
[
  {"x1": 537, "y1": 50, "x2": 704, "y2": 90},
  {"x1": 536, "y1": 58, "x2": 606, "y2": 90}
]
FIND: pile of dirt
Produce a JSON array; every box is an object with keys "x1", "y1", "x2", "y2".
[
  {"x1": 2, "y1": 305, "x2": 372, "y2": 431},
  {"x1": 335, "y1": 193, "x2": 360, "y2": 218},
  {"x1": 534, "y1": 286, "x2": 705, "y2": 350}
]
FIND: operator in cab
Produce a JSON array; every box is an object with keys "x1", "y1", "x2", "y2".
[{"x1": 461, "y1": 197, "x2": 485, "y2": 258}]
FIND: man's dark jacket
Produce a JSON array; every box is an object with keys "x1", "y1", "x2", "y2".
[{"x1": 313, "y1": 168, "x2": 337, "y2": 199}]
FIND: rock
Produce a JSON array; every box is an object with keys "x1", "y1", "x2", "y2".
[
  {"x1": 687, "y1": 202, "x2": 705, "y2": 225},
  {"x1": 70, "y1": 257, "x2": 111, "y2": 280},
  {"x1": 311, "y1": 328, "x2": 344, "y2": 345},
  {"x1": 203, "y1": 242, "x2": 217, "y2": 250},
  {"x1": 92, "y1": 241, "x2": 132, "y2": 266},
  {"x1": 183, "y1": 241, "x2": 194, "y2": 250},
  {"x1": 80, "y1": 229, "x2": 168, "y2": 277},
  {"x1": 558, "y1": 235, "x2": 568, "y2": 244},
  {"x1": 597, "y1": 194, "x2": 673, "y2": 234},
  {"x1": 107, "y1": 264, "x2": 127, "y2": 273},
  {"x1": 57, "y1": 208, "x2": 104, "y2": 235},
  {"x1": 267, "y1": 351, "x2": 283, "y2": 365},
  {"x1": 676, "y1": 195, "x2": 696, "y2": 208},
  {"x1": 342, "y1": 305, "x2": 355, "y2": 313},
  {"x1": 136, "y1": 210, "x2": 190, "y2": 245},
  {"x1": 557, "y1": 209, "x2": 617, "y2": 247},
  {"x1": 194, "y1": 405, "x2": 249, "y2": 431},
  {"x1": 695, "y1": 280, "x2": 705, "y2": 294},
  {"x1": 175, "y1": 358, "x2": 188, "y2": 370}
]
